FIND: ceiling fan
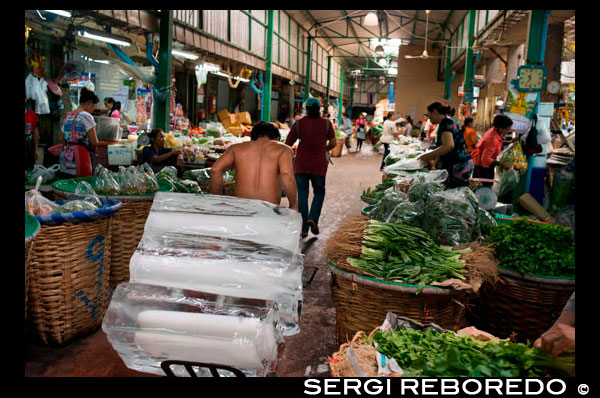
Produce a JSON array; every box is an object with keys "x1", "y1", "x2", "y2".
[{"x1": 405, "y1": 10, "x2": 444, "y2": 60}]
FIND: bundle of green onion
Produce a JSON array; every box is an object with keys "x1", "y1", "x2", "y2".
[{"x1": 347, "y1": 220, "x2": 469, "y2": 293}]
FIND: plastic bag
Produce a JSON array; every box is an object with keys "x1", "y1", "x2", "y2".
[
  {"x1": 27, "y1": 164, "x2": 60, "y2": 185},
  {"x1": 25, "y1": 176, "x2": 57, "y2": 216},
  {"x1": 139, "y1": 162, "x2": 155, "y2": 177},
  {"x1": 52, "y1": 200, "x2": 98, "y2": 214},
  {"x1": 73, "y1": 181, "x2": 103, "y2": 208},
  {"x1": 179, "y1": 179, "x2": 202, "y2": 194},
  {"x1": 499, "y1": 140, "x2": 527, "y2": 173},
  {"x1": 183, "y1": 167, "x2": 212, "y2": 186},
  {"x1": 383, "y1": 158, "x2": 427, "y2": 175},
  {"x1": 476, "y1": 208, "x2": 497, "y2": 238},
  {"x1": 495, "y1": 168, "x2": 520, "y2": 197},
  {"x1": 367, "y1": 190, "x2": 409, "y2": 221},
  {"x1": 424, "y1": 188, "x2": 478, "y2": 246},
  {"x1": 94, "y1": 168, "x2": 121, "y2": 196},
  {"x1": 136, "y1": 167, "x2": 159, "y2": 194},
  {"x1": 407, "y1": 182, "x2": 444, "y2": 203},
  {"x1": 382, "y1": 200, "x2": 425, "y2": 228},
  {"x1": 156, "y1": 166, "x2": 178, "y2": 181},
  {"x1": 550, "y1": 172, "x2": 574, "y2": 213}
]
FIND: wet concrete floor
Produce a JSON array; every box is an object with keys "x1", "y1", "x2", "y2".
[{"x1": 25, "y1": 142, "x2": 385, "y2": 377}]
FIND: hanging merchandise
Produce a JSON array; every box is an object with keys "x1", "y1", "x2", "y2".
[{"x1": 522, "y1": 115, "x2": 542, "y2": 154}]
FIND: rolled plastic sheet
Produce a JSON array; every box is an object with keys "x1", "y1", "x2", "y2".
[
  {"x1": 130, "y1": 231, "x2": 303, "y2": 335},
  {"x1": 102, "y1": 283, "x2": 284, "y2": 377},
  {"x1": 145, "y1": 192, "x2": 303, "y2": 252}
]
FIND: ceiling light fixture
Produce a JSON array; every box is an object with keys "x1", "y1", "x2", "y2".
[
  {"x1": 364, "y1": 11, "x2": 379, "y2": 26},
  {"x1": 375, "y1": 44, "x2": 385, "y2": 53},
  {"x1": 43, "y1": 10, "x2": 72, "y2": 18},
  {"x1": 172, "y1": 49, "x2": 199, "y2": 60},
  {"x1": 78, "y1": 28, "x2": 131, "y2": 47},
  {"x1": 377, "y1": 58, "x2": 387, "y2": 67}
]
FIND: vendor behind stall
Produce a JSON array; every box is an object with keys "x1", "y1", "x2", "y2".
[
  {"x1": 141, "y1": 128, "x2": 184, "y2": 172},
  {"x1": 471, "y1": 114, "x2": 513, "y2": 186}
]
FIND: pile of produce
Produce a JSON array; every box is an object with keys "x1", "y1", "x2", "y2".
[
  {"x1": 499, "y1": 140, "x2": 528, "y2": 172},
  {"x1": 155, "y1": 166, "x2": 202, "y2": 194},
  {"x1": 93, "y1": 165, "x2": 159, "y2": 195},
  {"x1": 347, "y1": 221, "x2": 469, "y2": 292},
  {"x1": 370, "y1": 327, "x2": 574, "y2": 377},
  {"x1": 367, "y1": 191, "x2": 424, "y2": 227},
  {"x1": 486, "y1": 219, "x2": 575, "y2": 278},
  {"x1": 362, "y1": 187, "x2": 387, "y2": 201},
  {"x1": 182, "y1": 168, "x2": 235, "y2": 189},
  {"x1": 407, "y1": 182, "x2": 444, "y2": 203}
]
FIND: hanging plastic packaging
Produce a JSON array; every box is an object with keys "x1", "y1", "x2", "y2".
[
  {"x1": 102, "y1": 283, "x2": 284, "y2": 377},
  {"x1": 129, "y1": 230, "x2": 304, "y2": 335},
  {"x1": 25, "y1": 176, "x2": 58, "y2": 216},
  {"x1": 144, "y1": 192, "x2": 303, "y2": 252}
]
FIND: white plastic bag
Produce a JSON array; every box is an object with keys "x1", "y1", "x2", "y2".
[
  {"x1": 27, "y1": 164, "x2": 60, "y2": 185},
  {"x1": 25, "y1": 176, "x2": 57, "y2": 215}
]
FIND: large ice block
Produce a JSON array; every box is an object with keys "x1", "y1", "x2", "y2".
[
  {"x1": 129, "y1": 231, "x2": 303, "y2": 335},
  {"x1": 144, "y1": 192, "x2": 303, "y2": 252},
  {"x1": 102, "y1": 283, "x2": 284, "y2": 377}
]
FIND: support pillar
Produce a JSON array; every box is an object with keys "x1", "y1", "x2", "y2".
[
  {"x1": 337, "y1": 69, "x2": 344, "y2": 126},
  {"x1": 540, "y1": 21, "x2": 564, "y2": 103},
  {"x1": 443, "y1": 43, "x2": 452, "y2": 101},
  {"x1": 154, "y1": 10, "x2": 173, "y2": 132},
  {"x1": 326, "y1": 55, "x2": 331, "y2": 105},
  {"x1": 505, "y1": 45, "x2": 525, "y2": 92},
  {"x1": 263, "y1": 10, "x2": 274, "y2": 122},
  {"x1": 463, "y1": 10, "x2": 476, "y2": 105},
  {"x1": 305, "y1": 36, "x2": 312, "y2": 100}
]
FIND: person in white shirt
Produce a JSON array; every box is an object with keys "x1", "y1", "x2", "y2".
[{"x1": 379, "y1": 111, "x2": 400, "y2": 170}]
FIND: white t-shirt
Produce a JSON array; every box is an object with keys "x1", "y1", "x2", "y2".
[{"x1": 380, "y1": 119, "x2": 398, "y2": 144}]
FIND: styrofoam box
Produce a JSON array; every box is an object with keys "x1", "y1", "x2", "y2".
[{"x1": 108, "y1": 144, "x2": 133, "y2": 166}]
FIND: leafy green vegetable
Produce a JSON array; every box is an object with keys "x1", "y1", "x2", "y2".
[
  {"x1": 362, "y1": 187, "x2": 387, "y2": 200},
  {"x1": 407, "y1": 182, "x2": 444, "y2": 203},
  {"x1": 371, "y1": 327, "x2": 574, "y2": 377},
  {"x1": 52, "y1": 200, "x2": 98, "y2": 214},
  {"x1": 347, "y1": 220, "x2": 469, "y2": 293},
  {"x1": 486, "y1": 219, "x2": 575, "y2": 278},
  {"x1": 423, "y1": 188, "x2": 479, "y2": 246}
]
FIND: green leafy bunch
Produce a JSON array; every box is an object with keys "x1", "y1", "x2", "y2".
[
  {"x1": 486, "y1": 218, "x2": 575, "y2": 277},
  {"x1": 371, "y1": 328, "x2": 574, "y2": 377},
  {"x1": 347, "y1": 221, "x2": 468, "y2": 293}
]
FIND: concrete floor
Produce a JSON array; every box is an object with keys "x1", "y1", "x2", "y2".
[{"x1": 25, "y1": 142, "x2": 384, "y2": 377}]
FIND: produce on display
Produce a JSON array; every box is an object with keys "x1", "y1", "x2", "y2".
[
  {"x1": 145, "y1": 192, "x2": 303, "y2": 252},
  {"x1": 26, "y1": 164, "x2": 60, "y2": 186},
  {"x1": 346, "y1": 221, "x2": 469, "y2": 293},
  {"x1": 25, "y1": 176, "x2": 58, "y2": 216},
  {"x1": 495, "y1": 168, "x2": 520, "y2": 197},
  {"x1": 382, "y1": 158, "x2": 427, "y2": 175},
  {"x1": 51, "y1": 200, "x2": 98, "y2": 214},
  {"x1": 423, "y1": 188, "x2": 479, "y2": 246},
  {"x1": 407, "y1": 182, "x2": 444, "y2": 203},
  {"x1": 549, "y1": 172, "x2": 574, "y2": 213},
  {"x1": 182, "y1": 167, "x2": 235, "y2": 187},
  {"x1": 370, "y1": 326, "x2": 574, "y2": 377},
  {"x1": 362, "y1": 187, "x2": 387, "y2": 201},
  {"x1": 102, "y1": 283, "x2": 284, "y2": 377},
  {"x1": 486, "y1": 219, "x2": 575, "y2": 278},
  {"x1": 367, "y1": 191, "x2": 425, "y2": 228},
  {"x1": 499, "y1": 140, "x2": 528, "y2": 172}
]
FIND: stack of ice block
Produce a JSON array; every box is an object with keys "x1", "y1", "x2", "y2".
[
  {"x1": 102, "y1": 283, "x2": 284, "y2": 377},
  {"x1": 144, "y1": 192, "x2": 303, "y2": 252},
  {"x1": 103, "y1": 193, "x2": 305, "y2": 376},
  {"x1": 129, "y1": 230, "x2": 303, "y2": 334}
]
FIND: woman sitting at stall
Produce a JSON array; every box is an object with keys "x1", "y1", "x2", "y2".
[{"x1": 141, "y1": 128, "x2": 184, "y2": 172}]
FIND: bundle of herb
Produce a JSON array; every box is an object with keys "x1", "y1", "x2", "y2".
[
  {"x1": 370, "y1": 327, "x2": 574, "y2": 377},
  {"x1": 407, "y1": 182, "x2": 444, "y2": 203},
  {"x1": 347, "y1": 221, "x2": 469, "y2": 292},
  {"x1": 486, "y1": 219, "x2": 575, "y2": 278}
]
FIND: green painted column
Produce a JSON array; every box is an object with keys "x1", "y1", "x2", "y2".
[
  {"x1": 526, "y1": 10, "x2": 552, "y2": 64},
  {"x1": 337, "y1": 69, "x2": 344, "y2": 126},
  {"x1": 463, "y1": 10, "x2": 476, "y2": 104},
  {"x1": 263, "y1": 10, "x2": 274, "y2": 122},
  {"x1": 305, "y1": 36, "x2": 312, "y2": 99},
  {"x1": 443, "y1": 43, "x2": 452, "y2": 100},
  {"x1": 326, "y1": 55, "x2": 331, "y2": 104},
  {"x1": 154, "y1": 10, "x2": 173, "y2": 132}
]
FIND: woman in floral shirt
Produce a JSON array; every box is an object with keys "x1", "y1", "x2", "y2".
[{"x1": 419, "y1": 102, "x2": 473, "y2": 188}]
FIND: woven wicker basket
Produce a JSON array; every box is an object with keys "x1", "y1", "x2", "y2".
[
  {"x1": 329, "y1": 261, "x2": 469, "y2": 345},
  {"x1": 54, "y1": 189, "x2": 152, "y2": 289},
  {"x1": 25, "y1": 213, "x2": 41, "y2": 327},
  {"x1": 28, "y1": 218, "x2": 112, "y2": 346},
  {"x1": 478, "y1": 267, "x2": 575, "y2": 343}
]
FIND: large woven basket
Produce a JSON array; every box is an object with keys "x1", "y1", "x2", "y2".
[
  {"x1": 25, "y1": 212, "x2": 41, "y2": 326},
  {"x1": 329, "y1": 261, "x2": 470, "y2": 345},
  {"x1": 28, "y1": 218, "x2": 112, "y2": 346},
  {"x1": 478, "y1": 266, "x2": 575, "y2": 343},
  {"x1": 53, "y1": 183, "x2": 154, "y2": 289}
]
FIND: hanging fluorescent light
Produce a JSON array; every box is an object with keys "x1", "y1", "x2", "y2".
[
  {"x1": 364, "y1": 11, "x2": 378, "y2": 26},
  {"x1": 78, "y1": 28, "x2": 131, "y2": 47},
  {"x1": 43, "y1": 10, "x2": 72, "y2": 18},
  {"x1": 172, "y1": 49, "x2": 199, "y2": 60},
  {"x1": 210, "y1": 71, "x2": 250, "y2": 83},
  {"x1": 388, "y1": 67, "x2": 398, "y2": 75},
  {"x1": 81, "y1": 55, "x2": 109, "y2": 65}
]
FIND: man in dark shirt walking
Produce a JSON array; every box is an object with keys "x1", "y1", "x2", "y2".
[{"x1": 285, "y1": 98, "x2": 336, "y2": 238}]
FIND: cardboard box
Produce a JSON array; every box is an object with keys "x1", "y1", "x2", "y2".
[
  {"x1": 235, "y1": 112, "x2": 252, "y2": 125},
  {"x1": 228, "y1": 126, "x2": 244, "y2": 137},
  {"x1": 218, "y1": 110, "x2": 239, "y2": 129}
]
